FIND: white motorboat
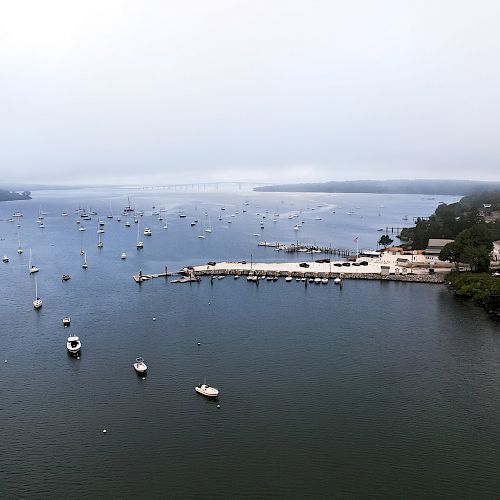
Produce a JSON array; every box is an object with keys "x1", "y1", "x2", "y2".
[
  {"x1": 321, "y1": 278, "x2": 329, "y2": 284},
  {"x1": 62, "y1": 274, "x2": 71, "y2": 281},
  {"x1": 285, "y1": 276, "x2": 293, "y2": 282},
  {"x1": 33, "y1": 277, "x2": 42, "y2": 309},
  {"x1": 67, "y1": 336, "x2": 81, "y2": 355},
  {"x1": 125, "y1": 221, "x2": 131, "y2": 227},
  {"x1": 121, "y1": 252, "x2": 127, "y2": 259},
  {"x1": 63, "y1": 316, "x2": 71, "y2": 327},
  {"x1": 2, "y1": 256, "x2": 9, "y2": 263},
  {"x1": 133, "y1": 357, "x2": 148, "y2": 375},
  {"x1": 195, "y1": 383, "x2": 219, "y2": 398},
  {"x1": 334, "y1": 277, "x2": 342, "y2": 284},
  {"x1": 143, "y1": 227, "x2": 152, "y2": 236}
]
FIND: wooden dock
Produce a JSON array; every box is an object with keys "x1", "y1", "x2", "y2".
[
  {"x1": 133, "y1": 267, "x2": 172, "y2": 283},
  {"x1": 258, "y1": 241, "x2": 354, "y2": 257}
]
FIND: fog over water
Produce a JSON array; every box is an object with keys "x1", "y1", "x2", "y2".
[{"x1": 1, "y1": 1, "x2": 500, "y2": 185}]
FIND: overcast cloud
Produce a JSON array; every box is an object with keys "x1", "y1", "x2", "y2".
[{"x1": 1, "y1": 0, "x2": 499, "y2": 185}]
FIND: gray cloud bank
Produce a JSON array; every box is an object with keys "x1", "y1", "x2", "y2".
[{"x1": 1, "y1": 1, "x2": 499, "y2": 185}]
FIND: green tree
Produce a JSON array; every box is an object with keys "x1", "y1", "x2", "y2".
[
  {"x1": 378, "y1": 234, "x2": 394, "y2": 248},
  {"x1": 439, "y1": 242, "x2": 460, "y2": 269},
  {"x1": 454, "y1": 225, "x2": 493, "y2": 272}
]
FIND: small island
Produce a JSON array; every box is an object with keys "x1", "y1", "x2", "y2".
[{"x1": 0, "y1": 189, "x2": 31, "y2": 202}]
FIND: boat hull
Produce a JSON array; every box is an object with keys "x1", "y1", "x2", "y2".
[{"x1": 195, "y1": 385, "x2": 219, "y2": 398}]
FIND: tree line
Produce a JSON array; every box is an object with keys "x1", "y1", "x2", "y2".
[{"x1": 400, "y1": 190, "x2": 500, "y2": 272}]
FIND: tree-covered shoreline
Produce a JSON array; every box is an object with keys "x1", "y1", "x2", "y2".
[
  {"x1": 446, "y1": 273, "x2": 500, "y2": 318},
  {"x1": 0, "y1": 189, "x2": 31, "y2": 202},
  {"x1": 400, "y1": 191, "x2": 500, "y2": 273},
  {"x1": 254, "y1": 179, "x2": 500, "y2": 195}
]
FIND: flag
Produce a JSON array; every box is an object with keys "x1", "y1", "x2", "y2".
[{"x1": 353, "y1": 236, "x2": 358, "y2": 243}]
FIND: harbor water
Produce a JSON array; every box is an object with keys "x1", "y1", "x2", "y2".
[{"x1": 1, "y1": 189, "x2": 499, "y2": 498}]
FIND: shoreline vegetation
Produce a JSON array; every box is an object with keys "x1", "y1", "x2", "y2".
[
  {"x1": 254, "y1": 179, "x2": 500, "y2": 195},
  {"x1": 0, "y1": 189, "x2": 31, "y2": 202},
  {"x1": 399, "y1": 189, "x2": 500, "y2": 318}
]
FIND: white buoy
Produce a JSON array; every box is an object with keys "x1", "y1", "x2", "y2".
[
  {"x1": 197, "y1": 342, "x2": 201, "y2": 346},
  {"x1": 153, "y1": 317, "x2": 156, "y2": 321},
  {"x1": 4, "y1": 360, "x2": 7, "y2": 363},
  {"x1": 102, "y1": 429, "x2": 107, "y2": 433},
  {"x1": 142, "y1": 377, "x2": 146, "y2": 380},
  {"x1": 208, "y1": 302, "x2": 211, "y2": 306},
  {"x1": 217, "y1": 405, "x2": 221, "y2": 408}
]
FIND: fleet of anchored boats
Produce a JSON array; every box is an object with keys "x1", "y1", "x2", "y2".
[{"x1": 2, "y1": 196, "x2": 367, "y2": 399}]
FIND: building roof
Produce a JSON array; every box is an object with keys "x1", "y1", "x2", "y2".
[{"x1": 427, "y1": 239, "x2": 455, "y2": 248}]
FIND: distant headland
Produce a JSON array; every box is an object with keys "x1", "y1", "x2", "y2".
[
  {"x1": 254, "y1": 179, "x2": 500, "y2": 196},
  {"x1": 0, "y1": 189, "x2": 31, "y2": 202}
]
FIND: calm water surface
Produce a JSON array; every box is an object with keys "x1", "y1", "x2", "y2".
[{"x1": 1, "y1": 189, "x2": 499, "y2": 498}]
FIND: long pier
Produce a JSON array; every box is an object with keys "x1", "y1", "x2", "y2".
[{"x1": 184, "y1": 261, "x2": 446, "y2": 283}]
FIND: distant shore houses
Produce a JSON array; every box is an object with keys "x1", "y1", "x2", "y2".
[{"x1": 493, "y1": 240, "x2": 500, "y2": 262}]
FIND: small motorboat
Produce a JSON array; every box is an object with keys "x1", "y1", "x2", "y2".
[
  {"x1": 285, "y1": 276, "x2": 293, "y2": 282},
  {"x1": 62, "y1": 274, "x2": 71, "y2": 281},
  {"x1": 143, "y1": 228, "x2": 152, "y2": 236},
  {"x1": 334, "y1": 277, "x2": 343, "y2": 284},
  {"x1": 121, "y1": 252, "x2": 127, "y2": 260},
  {"x1": 195, "y1": 383, "x2": 219, "y2": 398},
  {"x1": 63, "y1": 316, "x2": 71, "y2": 327},
  {"x1": 2, "y1": 256, "x2": 9, "y2": 263},
  {"x1": 67, "y1": 336, "x2": 81, "y2": 355},
  {"x1": 133, "y1": 357, "x2": 148, "y2": 375}
]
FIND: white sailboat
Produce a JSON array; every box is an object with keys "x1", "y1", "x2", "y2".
[
  {"x1": 28, "y1": 248, "x2": 39, "y2": 274},
  {"x1": 136, "y1": 222, "x2": 144, "y2": 249},
  {"x1": 97, "y1": 231, "x2": 103, "y2": 248},
  {"x1": 204, "y1": 215, "x2": 212, "y2": 233},
  {"x1": 33, "y1": 276, "x2": 42, "y2": 309},
  {"x1": 107, "y1": 202, "x2": 114, "y2": 219},
  {"x1": 17, "y1": 231, "x2": 23, "y2": 254},
  {"x1": 82, "y1": 250, "x2": 88, "y2": 269}
]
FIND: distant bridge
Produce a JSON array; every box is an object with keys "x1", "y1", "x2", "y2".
[{"x1": 122, "y1": 182, "x2": 267, "y2": 191}]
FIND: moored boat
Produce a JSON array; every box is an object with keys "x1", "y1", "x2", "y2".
[
  {"x1": 133, "y1": 357, "x2": 148, "y2": 375},
  {"x1": 67, "y1": 336, "x2": 81, "y2": 355},
  {"x1": 195, "y1": 383, "x2": 219, "y2": 398}
]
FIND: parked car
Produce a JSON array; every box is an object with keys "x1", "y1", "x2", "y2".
[{"x1": 299, "y1": 262, "x2": 310, "y2": 268}]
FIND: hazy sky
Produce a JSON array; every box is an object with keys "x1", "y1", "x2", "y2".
[{"x1": 1, "y1": 0, "x2": 499, "y2": 185}]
